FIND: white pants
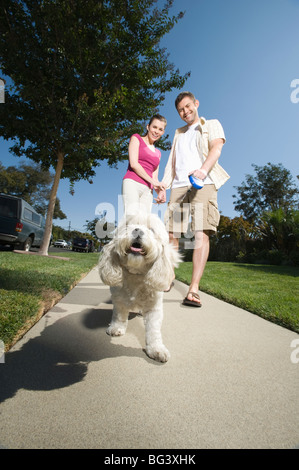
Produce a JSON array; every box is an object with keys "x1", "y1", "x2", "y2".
[{"x1": 122, "y1": 179, "x2": 153, "y2": 215}]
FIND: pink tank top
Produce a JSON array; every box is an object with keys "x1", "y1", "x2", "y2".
[{"x1": 123, "y1": 134, "x2": 161, "y2": 189}]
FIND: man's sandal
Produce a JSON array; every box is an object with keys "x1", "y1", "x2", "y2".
[{"x1": 182, "y1": 291, "x2": 202, "y2": 307}]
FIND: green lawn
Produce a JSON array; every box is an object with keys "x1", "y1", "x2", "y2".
[
  {"x1": 0, "y1": 251, "x2": 99, "y2": 350},
  {"x1": 1, "y1": 253, "x2": 298, "y2": 351},
  {"x1": 175, "y1": 261, "x2": 299, "y2": 333}
]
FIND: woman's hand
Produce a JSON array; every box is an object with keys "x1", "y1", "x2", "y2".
[
  {"x1": 154, "y1": 189, "x2": 166, "y2": 204},
  {"x1": 153, "y1": 180, "x2": 166, "y2": 191}
]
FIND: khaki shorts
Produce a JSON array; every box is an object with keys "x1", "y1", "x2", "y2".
[{"x1": 165, "y1": 184, "x2": 220, "y2": 235}]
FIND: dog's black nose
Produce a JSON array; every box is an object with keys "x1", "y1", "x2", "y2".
[{"x1": 132, "y1": 228, "x2": 144, "y2": 240}]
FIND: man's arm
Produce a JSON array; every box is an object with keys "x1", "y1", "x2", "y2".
[{"x1": 189, "y1": 138, "x2": 224, "y2": 180}]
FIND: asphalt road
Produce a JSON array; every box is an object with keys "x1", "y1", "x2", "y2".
[{"x1": 0, "y1": 245, "x2": 93, "y2": 254}]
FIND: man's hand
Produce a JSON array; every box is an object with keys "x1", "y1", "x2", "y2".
[
  {"x1": 188, "y1": 138, "x2": 224, "y2": 181},
  {"x1": 188, "y1": 168, "x2": 207, "y2": 180},
  {"x1": 153, "y1": 180, "x2": 166, "y2": 191},
  {"x1": 154, "y1": 188, "x2": 166, "y2": 204}
]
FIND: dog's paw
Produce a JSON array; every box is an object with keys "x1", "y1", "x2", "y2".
[
  {"x1": 106, "y1": 325, "x2": 126, "y2": 336},
  {"x1": 146, "y1": 345, "x2": 170, "y2": 363}
]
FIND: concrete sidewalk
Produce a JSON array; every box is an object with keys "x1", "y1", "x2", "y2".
[{"x1": 0, "y1": 266, "x2": 298, "y2": 449}]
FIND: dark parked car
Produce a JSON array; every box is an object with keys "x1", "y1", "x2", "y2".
[
  {"x1": 0, "y1": 194, "x2": 46, "y2": 251},
  {"x1": 72, "y1": 237, "x2": 94, "y2": 253}
]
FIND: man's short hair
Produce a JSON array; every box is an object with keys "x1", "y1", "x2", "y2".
[{"x1": 175, "y1": 91, "x2": 196, "y2": 109}]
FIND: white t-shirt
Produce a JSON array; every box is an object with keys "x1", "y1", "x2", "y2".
[{"x1": 172, "y1": 122, "x2": 213, "y2": 188}]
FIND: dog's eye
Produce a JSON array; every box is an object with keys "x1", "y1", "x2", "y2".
[{"x1": 149, "y1": 228, "x2": 155, "y2": 234}]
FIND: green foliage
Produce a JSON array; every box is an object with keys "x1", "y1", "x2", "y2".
[
  {"x1": 192, "y1": 208, "x2": 299, "y2": 266},
  {"x1": 233, "y1": 163, "x2": 299, "y2": 221},
  {"x1": 0, "y1": 0, "x2": 189, "y2": 181},
  {"x1": 257, "y1": 208, "x2": 299, "y2": 261},
  {"x1": 0, "y1": 0, "x2": 189, "y2": 253},
  {"x1": 213, "y1": 162, "x2": 299, "y2": 265},
  {"x1": 209, "y1": 215, "x2": 257, "y2": 262},
  {"x1": 0, "y1": 161, "x2": 66, "y2": 218}
]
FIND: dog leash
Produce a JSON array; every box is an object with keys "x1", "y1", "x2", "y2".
[{"x1": 162, "y1": 175, "x2": 205, "y2": 227}]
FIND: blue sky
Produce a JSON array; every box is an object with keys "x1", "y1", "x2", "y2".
[{"x1": 1, "y1": 0, "x2": 298, "y2": 232}]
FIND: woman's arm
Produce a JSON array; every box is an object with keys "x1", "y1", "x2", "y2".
[{"x1": 129, "y1": 136, "x2": 164, "y2": 189}]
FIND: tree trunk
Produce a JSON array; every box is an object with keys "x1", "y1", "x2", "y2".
[{"x1": 38, "y1": 151, "x2": 64, "y2": 256}]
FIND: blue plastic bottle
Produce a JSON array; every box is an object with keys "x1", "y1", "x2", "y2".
[{"x1": 188, "y1": 174, "x2": 204, "y2": 189}]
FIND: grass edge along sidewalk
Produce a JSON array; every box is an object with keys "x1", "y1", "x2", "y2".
[
  {"x1": 0, "y1": 251, "x2": 100, "y2": 351},
  {"x1": 175, "y1": 261, "x2": 299, "y2": 334},
  {"x1": 0, "y1": 253, "x2": 298, "y2": 352}
]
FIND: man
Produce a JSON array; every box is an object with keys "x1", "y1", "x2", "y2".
[{"x1": 157, "y1": 91, "x2": 229, "y2": 307}]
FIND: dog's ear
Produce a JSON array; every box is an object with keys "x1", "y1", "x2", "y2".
[
  {"x1": 98, "y1": 240, "x2": 123, "y2": 286},
  {"x1": 145, "y1": 242, "x2": 181, "y2": 291}
]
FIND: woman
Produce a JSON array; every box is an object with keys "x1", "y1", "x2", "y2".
[{"x1": 122, "y1": 114, "x2": 167, "y2": 215}]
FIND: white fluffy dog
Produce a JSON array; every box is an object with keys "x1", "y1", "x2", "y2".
[{"x1": 98, "y1": 213, "x2": 181, "y2": 362}]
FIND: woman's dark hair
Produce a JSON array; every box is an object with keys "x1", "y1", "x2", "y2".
[{"x1": 148, "y1": 114, "x2": 167, "y2": 127}]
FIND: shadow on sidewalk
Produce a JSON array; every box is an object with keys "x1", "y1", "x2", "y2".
[{"x1": 0, "y1": 306, "x2": 148, "y2": 403}]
